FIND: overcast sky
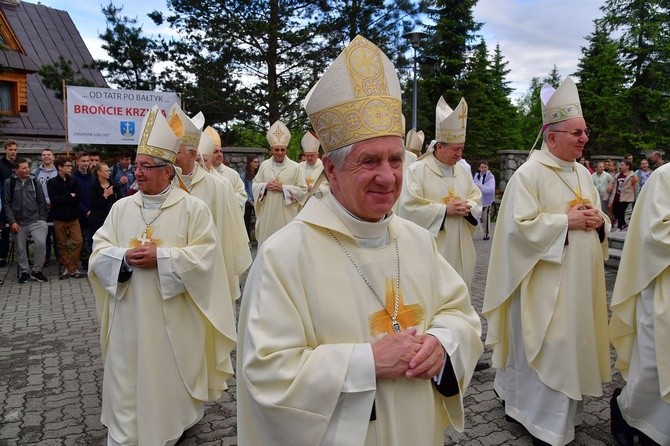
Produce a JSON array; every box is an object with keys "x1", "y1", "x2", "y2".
[{"x1": 35, "y1": 0, "x2": 605, "y2": 100}]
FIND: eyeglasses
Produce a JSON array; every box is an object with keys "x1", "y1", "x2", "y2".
[
  {"x1": 552, "y1": 128, "x2": 591, "y2": 138},
  {"x1": 134, "y1": 164, "x2": 167, "y2": 173},
  {"x1": 63, "y1": 164, "x2": 72, "y2": 167}
]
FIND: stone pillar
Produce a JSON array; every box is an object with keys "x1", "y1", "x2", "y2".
[{"x1": 498, "y1": 150, "x2": 529, "y2": 193}]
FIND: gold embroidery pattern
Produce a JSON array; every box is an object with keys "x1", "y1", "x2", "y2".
[
  {"x1": 543, "y1": 103, "x2": 582, "y2": 124},
  {"x1": 436, "y1": 130, "x2": 466, "y2": 143},
  {"x1": 130, "y1": 226, "x2": 162, "y2": 248},
  {"x1": 442, "y1": 188, "x2": 461, "y2": 204},
  {"x1": 307, "y1": 35, "x2": 402, "y2": 152},
  {"x1": 345, "y1": 37, "x2": 386, "y2": 97},
  {"x1": 137, "y1": 110, "x2": 178, "y2": 163},
  {"x1": 310, "y1": 97, "x2": 402, "y2": 152},
  {"x1": 369, "y1": 278, "x2": 424, "y2": 336}
]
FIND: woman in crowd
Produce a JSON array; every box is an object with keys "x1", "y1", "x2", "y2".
[
  {"x1": 240, "y1": 155, "x2": 260, "y2": 239},
  {"x1": 607, "y1": 159, "x2": 638, "y2": 231},
  {"x1": 88, "y1": 162, "x2": 120, "y2": 244}
]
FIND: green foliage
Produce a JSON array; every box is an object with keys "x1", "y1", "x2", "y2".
[
  {"x1": 149, "y1": 0, "x2": 416, "y2": 146},
  {"x1": 575, "y1": 22, "x2": 630, "y2": 155},
  {"x1": 85, "y1": 0, "x2": 670, "y2": 162},
  {"x1": 38, "y1": 56, "x2": 94, "y2": 100},
  {"x1": 96, "y1": 2, "x2": 159, "y2": 91},
  {"x1": 599, "y1": 0, "x2": 670, "y2": 152},
  {"x1": 460, "y1": 41, "x2": 523, "y2": 163}
]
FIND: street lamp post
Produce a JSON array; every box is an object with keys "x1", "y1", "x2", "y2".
[{"x1": 403, "y1": 30, "x2": 427, "y2": 131}]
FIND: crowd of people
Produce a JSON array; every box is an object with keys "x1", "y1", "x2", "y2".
[
  {"x1": 0, "y1": 145, "x2": 133, "y2": 283},
  {"x1": 586, "y1": 152, "x2": 663, "y2": 232},
  {"x1": 0, "y1": 35, "x2": 668, "y2": 446}
]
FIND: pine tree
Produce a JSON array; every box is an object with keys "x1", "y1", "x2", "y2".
[
  {"x1": 574, "y1": 22, "x2": 629, "y2": 155},
  {"x1": 417, "y1": 0, "x2": 482, "y2": 140},
  {"x1": 600, "y1": 0, "x2": 670, "y2": 152},
  {"x1": 38, "y1": 56, "x2": 94, "y2": 100},
  {"x1": 96, "y1": 2, "x2": 159, "y2": 91}
]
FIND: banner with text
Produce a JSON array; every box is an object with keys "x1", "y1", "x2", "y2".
[{"x1": 66, "y1": 86, "x2": 180, "y2": 145}]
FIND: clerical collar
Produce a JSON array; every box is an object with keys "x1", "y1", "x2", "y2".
[
  {"x1": 544, "y1": 149, "x2": 575, "y2": 172},
  {"x1": 434, "y1": 157, "x2": 456, "y2": 177},
  {"x1": 141, "y1": 185, "x2": 171, "y2": 210},
  {"x1": 272, "y1": 159, "x2": 286, "y2": 167},
  {"x1": 326, "y1": 193, "x2": 391, "y2": 247}
]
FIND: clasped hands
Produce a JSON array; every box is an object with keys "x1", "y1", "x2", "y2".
[
  {"x1": 266, "y1": 180, "x2": 283, "y2": 192},
  {"x1": 124, "y1": 244, "x2": 158, "y2": 268},
  {"x1": 567, "y1": 203, "x2": 604, "y2": 231},
  {"x1": 446, "y1": 200, "x2": 471, "y2": 217},
  {"x1": 372, "y1": 328, "x2": 445, "y2": 380}
]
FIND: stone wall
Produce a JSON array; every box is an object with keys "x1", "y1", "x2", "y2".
[
  {"x1": 498, "y1": 150, "x2": 529, "y2": 193},
  {"x1": 222, "y1": 146, "x2": 267, "y2": 174}
]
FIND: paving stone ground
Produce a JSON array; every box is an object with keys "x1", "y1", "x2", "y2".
[{"x1": 0, "y1": 224, "x2": 622, "y2": 445}]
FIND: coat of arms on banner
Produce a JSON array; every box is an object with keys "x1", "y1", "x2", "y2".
[{"x1": 120, "y1": 121, "x2": 135, "y2": 138}]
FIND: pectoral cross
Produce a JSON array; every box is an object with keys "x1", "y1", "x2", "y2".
[
  {"x1": 138, "y1": 229, "x2": 152, "y2": 245},
  {"x1": 369, "y1": 278, "x2": 425, "y2": 336},
  {"x1": 131, "y1": 226, "x2": 161, "y2": 248}
]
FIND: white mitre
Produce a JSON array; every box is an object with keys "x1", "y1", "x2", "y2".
[
  {"x1": 301, "y1": 131, "x2": 320, "y2": 153},
  {"x1": 529, "y1": 77, "x2": 584, "y2": 152},
  {"x1": 266, "y1": 120, "x2": 291, "y2": 147},
  {"x1": 198, "y1": 125, "x2": 217, "y2": 157},
  {"x1": 136, "y1": 105, "x2": 179, "y2": 164},
  {"x1": 304, "y1": 35, "x2": 403, "y2": 153},
  {"x1": 541, "y1": 77, "x2": 583, "y2": 125},
  {"x1": 406, "y1": 129, "x2": 424, "y2": 155},
  {"x1": 435, "y1": 96, "x2": 467, "y2": 144},
  {"x1": 191, "y1": 111, "x2": 205, "y2": 131},
  {"x1": 168, "y1": 103, "x2": 202, "y2": 148}
]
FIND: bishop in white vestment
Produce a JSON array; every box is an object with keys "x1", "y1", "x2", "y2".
[
  {"x1": 483, "y1": 78, "x2": 611, "y2": 446},
  {"x1": 171, "y1": 108, "x2": 252, "y2": 300},
  {"x1": 610, "y1": 162, "x2": 670, "y2": 446},
  {"x1": 89, "y1": 107, "x2": 236, "y2": 446},
  {"x1": 252, "y1": 120, "x2": 307, "y2": 245},
  {"x1": 238, "y1": 35, "x2": 483, "y2": 446},
  {"x1": 398, "y1": 98, "x2": 482, "y2": 289}
]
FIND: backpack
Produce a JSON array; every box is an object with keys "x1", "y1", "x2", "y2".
[{"x1": 8, "y1": 176, "x2": 38, "y2": 202}]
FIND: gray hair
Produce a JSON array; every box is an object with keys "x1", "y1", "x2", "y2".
[
  {"x1": 146, "y1": 155, "x2": 176, "y2": 180},
  {"x1": 542, "y1": 122, "x2": 564, "y2": 143},
  {"x1": 323, "y1": 141, "x2": 406, "y2": 170},
  {"x1": 322, "y1": 144, "x2": 354, "y2": 170}
]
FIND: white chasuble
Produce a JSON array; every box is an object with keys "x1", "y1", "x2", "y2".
[
  {"x1": 482, "y1": 149, "x2": 611, "y2": 443},
  {"x1": 178, "y1": 165, "x2": 252, "y2": 300},
  {"x1": 89, "y1": 187, "x2": 236, "y2": 446},
  {"x1": 300, "y1": 158, "x2": 324, "y2": 190},
  {"x1": 610, "y1": 163, "x2": 670, "y2": 444},
  {"x1": 237, "y1": 194, "x2": 483, "y2": 446},
  {"x1": 215, "y1": 163, "x2": 247, "y2": 214},
  {"x1": 397, "y1": 154, "x2": 482, "y2": 288},
  {"x1": 252, "y1": 158, "x2": 307, "y2": 245}
]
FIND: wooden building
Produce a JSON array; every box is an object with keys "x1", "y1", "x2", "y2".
[{"x1": 0, "y1": 0, "x2": 106, "y2": 156}]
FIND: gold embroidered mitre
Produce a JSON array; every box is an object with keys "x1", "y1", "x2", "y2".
[
  {"x1": 301, "y1": 131, "x2": 320, "y2": 153},
  {"x1": 266, "y1": 120, "x2": 291, "y2": 147},
  {"x1": 304, "y1": 35, "x2": 403, "y2": 153},
  {"x1": 435, "y1": 96, "x2": 467, "y2": 144},
  {"x1": 136, "y1": 105, "x2": 179, "y2": 164},
  {"x1": 405, "y1": 129, "x2": 425, "y2": 155},
  {"x1": 198, "y1": 126, "x2": 217, "y2": 157},
  {"x1": 203, "y1": 126, "x2": 221, "y2": 147},
  {"x1": 168, "y1": 103, "x2": 202, "y2": 149},
  {"x1": 541, "y1": 77, "x2": 583, "y2": 125}
]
